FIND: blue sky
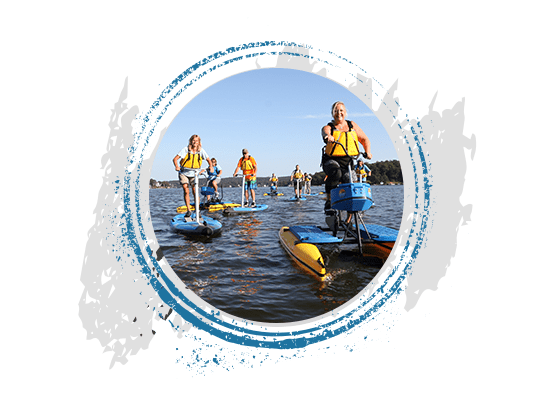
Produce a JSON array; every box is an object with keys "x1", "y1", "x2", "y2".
[{"x1": 150, "y1": 68, "x2": 397, "y2": 181}]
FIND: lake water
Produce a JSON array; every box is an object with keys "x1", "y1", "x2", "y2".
[{"x1": 149, "y1": 184, "x2": 403, "y2": 323}]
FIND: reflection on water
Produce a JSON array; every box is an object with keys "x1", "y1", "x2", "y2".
[
  {"x1": 150, "y1": 185, "x2": 403, "y2": 323},
  {"x1": 236, "y1": 217, "x2": 262, "y2": 239}
]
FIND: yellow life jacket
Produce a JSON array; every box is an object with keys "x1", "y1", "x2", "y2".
[
  {"x1": 324, "y1": 120, "x2": 360, "y2": 157},
  {"x1": 305, "y1": 175, "x2": 311, "y2": 182},
  {"x1": 293, "y1": 171, "x2": 303, "y2": 179},
  {"x1": 180, "y1": 151, "x2": 202, "y2": 169},
  {"x1": 356, "y1": 166, "x2": 367, "y2": 175},
  {"x1": 271, "y1": 177, "x2": 278, "y2": 182}
]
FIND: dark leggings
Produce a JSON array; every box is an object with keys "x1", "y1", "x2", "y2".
[{"x1": 323, "y1": 158, "x2": 355, "y2": 193}]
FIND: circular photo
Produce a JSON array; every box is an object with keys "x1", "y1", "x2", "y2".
[{"x1": 149, "y1": 68, "x2": 403, "y2": 323}]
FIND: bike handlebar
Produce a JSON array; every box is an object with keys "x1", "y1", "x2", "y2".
[{"x1": 325, "y1": 140, "x2": 369, "y2": 160}]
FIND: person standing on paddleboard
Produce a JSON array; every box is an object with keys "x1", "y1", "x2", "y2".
[
  {"x1": 321, "y1": 101, "x2": 372, "y2": 212},
  {"x1": 233, "y1": 148, "x2": 258, "y2": 207},
  {"x1": 303, "y1": 172, "x2": 312, "y2": 195},
  {"x1": 290, "y1": 164, "x2": 304, "y2": 198},
  {"x1": 206, "y1": 157, "x2": 222, "y2": 202},
  {"x1": 173, "y1": 134, "x2": 212, "y2": 217}
]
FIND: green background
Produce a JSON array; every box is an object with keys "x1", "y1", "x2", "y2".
[{"x1": 6, "y1": 1, "x2": 556, "y2": 418}]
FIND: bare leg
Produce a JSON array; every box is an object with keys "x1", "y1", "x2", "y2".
[
  {"x1": 182, "y1": 184, "x2": 191, "y2": 207},
  {"x1": 190, "y1": 183, "x2": 197, "y2": 210},
  {"x1": 211, "y1": 180, "x2": 218, "y2": 201},
  {"x1": 324, "y1": 193, "x2": 331, "y2": 211}
]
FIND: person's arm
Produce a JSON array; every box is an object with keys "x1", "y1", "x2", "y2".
[
  {"x1": 198, "y1": 155, "x2": 207, "y2": 174},
  {"x1": 252, "y1": 158, "x2": 257, "y2": 177},
  {"x1": 233, "y1": 158, "x2": 240, "y2": 177},
  {"x1": 352, "y1": 121, "x2": 372, "y2": 158},
  {"x1": 321, "y1": 124, "x2": 334, "y2": 143},
  {"x1": 173, "y1": 155, "x2": 181, "y2": 171}
]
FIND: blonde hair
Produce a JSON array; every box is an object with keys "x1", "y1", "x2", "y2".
[
  {"x1": 188, "y1": 134, "x2": 201, "y2": 153},
  {"x1": 331, "y1": 101, "x2": 347, "y2": 117}
]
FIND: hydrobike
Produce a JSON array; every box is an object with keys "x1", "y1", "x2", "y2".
[
  {"x1": 170, "y1": 170, "x2": 223, "y2": 237},
  {"x1": 301, "y1": 180, "x2": 319, "y2": 197},
  {"x1": 263, "y1": 184, "x2": 284, "y2": 196},
  {"x1": 223, "y1": 174, "x2": 268, "y2": 214},
  {"x1": 279, "y1": 142, "x2": 398, "y2": 278},
  {"x1": 198, "y1": 185, "x2": 241, "y2": 212},
  {"x1": 288, "y1": 178, "x2": 306, "y2": 201},
  {"x1": 176, "y1": 184, "x2": 242, "y2": 213}
]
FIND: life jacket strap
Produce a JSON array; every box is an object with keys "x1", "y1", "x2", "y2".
[
  {"x1": 181, "y1": 151, "x2": 202, "y2": 168},
  {"x1": 326, "y1": 120, "x2": 355, "y2": 156}
]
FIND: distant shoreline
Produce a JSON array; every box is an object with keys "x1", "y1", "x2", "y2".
[
  {"x1": 150, "y1": 176, "x2": 403, "y2": 189},
  {"x1": 150, "y1": 160, "x2": 403, "y2": 189}
]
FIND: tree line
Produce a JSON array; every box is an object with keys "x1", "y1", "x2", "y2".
[
  {"x1": 150, "y1": 160, "x2": 403, "y2": 188},
  {"x1": 311, "y1": 160, "x2": 403, "y2": 185}
]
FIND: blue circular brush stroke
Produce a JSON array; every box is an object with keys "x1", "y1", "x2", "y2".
[{"x1": 123, "y1": 41, "x2": 430, "y2": 348}]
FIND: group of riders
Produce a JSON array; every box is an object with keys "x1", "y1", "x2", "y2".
[
  {"x1": 173, "y1": 101, "x2": 372, "y2": 217},
  {"x1": 288, "y1": 166, "x2": 312, "y2": 199}
]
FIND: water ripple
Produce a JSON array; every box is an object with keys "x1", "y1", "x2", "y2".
[{"x1": 150, "y1": 185, "x2": 403, "y2": 323}]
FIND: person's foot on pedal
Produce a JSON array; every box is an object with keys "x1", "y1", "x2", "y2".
[
  {"x1": 324, "y1": 200, "x2": 331, "y2": 212},
  {"x1": 251, "y1": 202, "x2": 256, "y2": 208}
]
